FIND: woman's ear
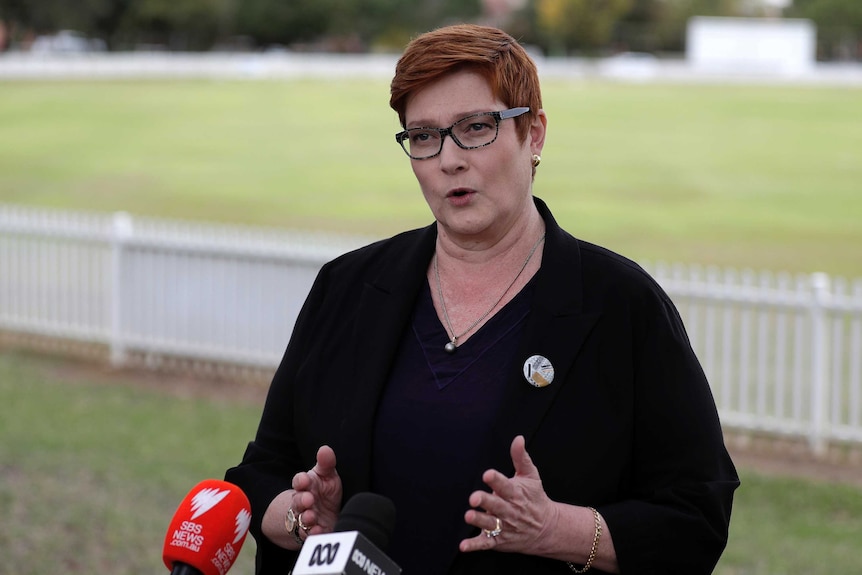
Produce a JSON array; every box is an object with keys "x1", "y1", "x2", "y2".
[{"x1": 529, "y1": 109, "x2": 548, "y2": 157}]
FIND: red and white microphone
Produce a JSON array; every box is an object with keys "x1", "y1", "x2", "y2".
[{"x1": 162, "y1": 479, "x2": 252, "y2": 575}]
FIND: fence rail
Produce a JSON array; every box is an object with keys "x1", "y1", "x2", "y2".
[{"x1": 2, "y1": 204, "x2": 861, "y2": 455}]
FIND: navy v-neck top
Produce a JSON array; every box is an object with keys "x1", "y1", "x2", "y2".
[{"x1": 371, "y1": 278, "x2": 534, "y2": 574}]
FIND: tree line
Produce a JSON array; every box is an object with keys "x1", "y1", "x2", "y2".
[{"x1": 0, "y1": 0, "x2": 859, "y2": 59}]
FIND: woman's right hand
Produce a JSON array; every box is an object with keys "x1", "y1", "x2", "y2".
[
  {"x1": 261, "y1": 445, "x2": 342, "y2": 549},
  {"x1": 291, "y1": 445, "x2": 342, "y2": 535}
]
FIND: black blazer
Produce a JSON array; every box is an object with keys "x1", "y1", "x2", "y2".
[{"x1": 226, "y1": 197, "x2": 738, "y2": 575}]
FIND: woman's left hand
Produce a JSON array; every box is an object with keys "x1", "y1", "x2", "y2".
[{"x1": 459, "y1": 435, "x2": 559, "y2": 555}]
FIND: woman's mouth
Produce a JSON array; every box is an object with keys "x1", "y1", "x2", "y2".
[
  {"x1": 446, "y1": 188, "x2": 475, "y2": 205},
  {"x1": 447, "y1": 188, "x2": 474, "y2": 198}
]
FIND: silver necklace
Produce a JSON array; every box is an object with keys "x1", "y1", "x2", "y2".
[{"x1": 434, "y1": 232, "x2": 546, "y2": 354}]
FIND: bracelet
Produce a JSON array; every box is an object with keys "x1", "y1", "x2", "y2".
[{"x1": 567, "y1": 506, "x2": 602, "y2": 573}]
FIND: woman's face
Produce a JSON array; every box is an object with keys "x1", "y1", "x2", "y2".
[{"x1": 403, "y1": 69, "x2": 546, "y2": 244}]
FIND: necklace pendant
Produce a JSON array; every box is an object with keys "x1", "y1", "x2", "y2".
[{"x1": 444, "y1": 340, "x2": 457, "y2": 354}]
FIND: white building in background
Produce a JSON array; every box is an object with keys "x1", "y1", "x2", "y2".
[{"x1": 687, "y1": 16, "x2": 816, "y2": 76}]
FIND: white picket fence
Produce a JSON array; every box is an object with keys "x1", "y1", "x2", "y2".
[
  {"x1": 639, "y1": 261, "x2": 862, "y2": 455},
  {"x1": 1, "y1": 204, "x2": 861, "y2": 454},
  {"x1": 0, "y1": 205, "x2": 371, "y2": 367},
  {"x1": 2, "y1": 52, "x2": 862, "y2": 86}
]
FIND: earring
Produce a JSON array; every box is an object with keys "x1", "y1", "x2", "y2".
[{"x1": 532, "y1": 154, "x2": 541, "y2": 168}]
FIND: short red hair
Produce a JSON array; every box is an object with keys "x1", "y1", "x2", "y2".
[{"x1": 390, "y1": 24, "x2": 542, "y2": 142}]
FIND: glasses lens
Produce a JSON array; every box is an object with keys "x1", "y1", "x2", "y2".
[
  {"x1": 451, "y1": 113, "x2": 499, "y2": 149},
  {"x1": 403, "y1": 129, "x2": 442, "y2": 159}
]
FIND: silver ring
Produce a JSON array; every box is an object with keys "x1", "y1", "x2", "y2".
[
  {"x1": 297, "y1": 511, "x2": 311, "y2": 533},
  {"x1": 483, "y1": 516, "x2": 502, "y2": 538}
]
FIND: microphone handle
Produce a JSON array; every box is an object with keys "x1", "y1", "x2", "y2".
[{"x1": 170, "y1": 562, "x2": 203, "y2": 575}]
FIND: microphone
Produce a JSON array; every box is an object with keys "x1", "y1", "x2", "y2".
[
  {"x1": 291, "y1": 492, "x2": 401, "y2": 575},
  {"x1": 162, "y1": 479, "x2": 252, "y2": 575}
]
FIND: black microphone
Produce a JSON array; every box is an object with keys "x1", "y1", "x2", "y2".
[{"x1": 291, "y1": 492, "x2": 401, "y2": 575}]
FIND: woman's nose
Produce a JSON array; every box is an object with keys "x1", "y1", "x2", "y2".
[{"x1": 437, "y1": 135, "x2": 467, "y2": 172}]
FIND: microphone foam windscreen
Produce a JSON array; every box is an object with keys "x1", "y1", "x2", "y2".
[
  {"x1": 333, "y1": 492, "x2": 396, "y2": 551},
  {"x1": 162, "y1": 479, "x2": 252, "y2": 575}
]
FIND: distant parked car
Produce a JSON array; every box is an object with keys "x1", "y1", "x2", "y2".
[{"x1": 30, "y1": 30, "x2": 106, "y2": 54}]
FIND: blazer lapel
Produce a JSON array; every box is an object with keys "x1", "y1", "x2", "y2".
[
  {"x1": 495, "y1": 199, "x2": 602, "y2": 467},
  {"x1": 496, "y1": 244, "x2": 600, "y2": 452},
  {"x1": 337, "y1": 226, "x2": 438, "y2": 494}
]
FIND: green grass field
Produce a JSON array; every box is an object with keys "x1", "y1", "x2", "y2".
[
  {"x1": 2, "y1": 349, "x2": 862, "y2": 575},
  {"x1": 1, "y1": 78, "x2": 861, "y2": 573},
  {"x1": 0, "y1": 79, "x2": 860, "y2": 276}
]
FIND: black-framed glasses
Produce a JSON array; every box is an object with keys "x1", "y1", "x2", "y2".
[{"x1": 395, "y1": 107, "x2": 530, "y2": 160}]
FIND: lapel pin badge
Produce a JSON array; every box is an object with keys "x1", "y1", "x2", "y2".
[{"x1": 523, "y1": 355, "x2": 555, "y2": 388}]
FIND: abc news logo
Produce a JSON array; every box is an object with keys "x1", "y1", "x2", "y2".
[
  {"x1": 308, "y1": 542, "x2": 340, "y2": 567},
  {"x1": 302, "y1": 539, "x2": 391, "y2": 575}
]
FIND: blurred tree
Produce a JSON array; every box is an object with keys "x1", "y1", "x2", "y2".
[
  {"x1": 361, "y1": 0, "x2": 481, "y2": 50},
  {"x1": 358, "y1": 0, "x2": 416, "y2": 50},
  {"x1": 790, "y1": 0, "x2": 862, "y2": 22},
  {"x1": 535, "y1": 0, "x2": 634, "y2": 54},
  {"x1": 91, "y1": 0, "x2": 135, "y2": 49},
  {"x1": 128, "y1": 0, "x2": 231, "y2": 50},
  {"x1": 0, "y1": 0, "x2": 72, "y2": 33},
  {"x1": 233, "y1": 0, "x2": 330, "y2": 47},
  {"x1": 615, "y1": 0, "x2": 665, "y2": 51},
  {"x1": 534, "y1": 0, "x2": 566, "y2": 53},
  {"x1": 789, "y1": 0, "x2": 862, "y2": 60},
  {"x1": 23, "y1": 0, "x2": 850, "y2": 57},
  {"x1": 0, "y1": 0, "x2": 480, "y2": 52},
  {"x1": 323, "y1": 0, "x2": 405, "y2": 50},
  {"x1": 234, "y1": 0, "x2": 480, "y2": 51},
  {"x1": 0, "y1": 0, "x2": 133, "y2": 48},
  {"x1": 0, "y1": 0, "x2": 232, "y2": 50}
]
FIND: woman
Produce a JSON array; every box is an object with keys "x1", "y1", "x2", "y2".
[{"x1": 226, "y1": 24, "x2": 738, "y2": 574}]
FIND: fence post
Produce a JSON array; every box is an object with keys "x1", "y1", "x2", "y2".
[
  {"x1": 109, "y1": 212, "x2": 133, "y2": 367},
  {"x1": 809, "y1": 272, "x2": 831, "y2": 456}
]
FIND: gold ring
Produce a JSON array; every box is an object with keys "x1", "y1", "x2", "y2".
[
  {"x1": 483, "y1": 516, "x2": 502, "y2": 538},
  {"x1": 297, "y1": 511, "x2": 311, "y2": 533},
  {"x1": 285, "y1": 507, "x2": 304, "y2": 545}
]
